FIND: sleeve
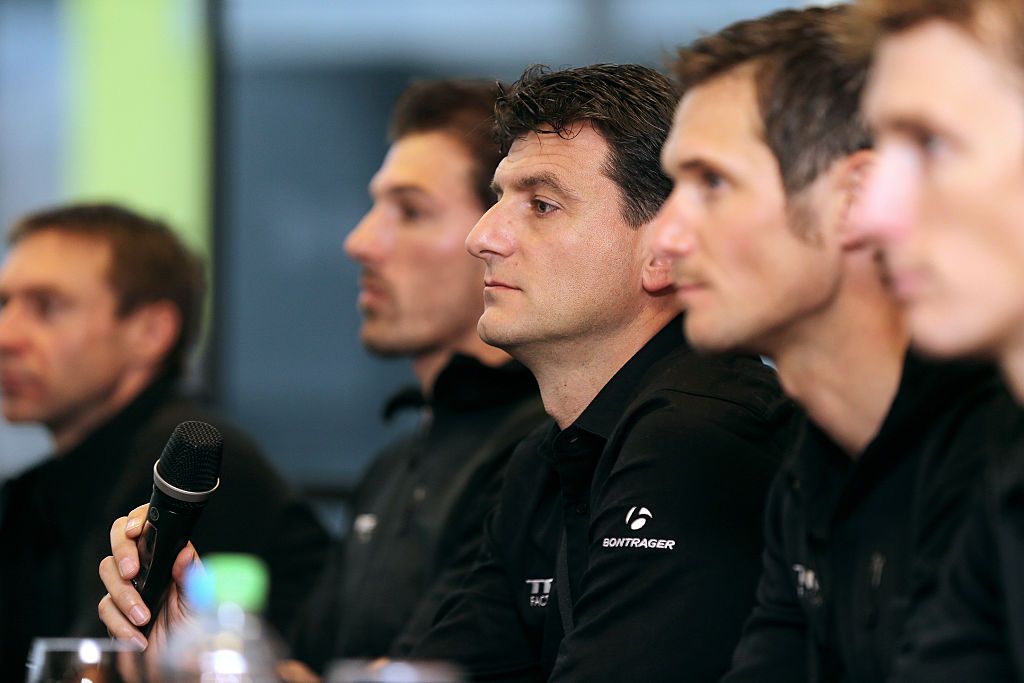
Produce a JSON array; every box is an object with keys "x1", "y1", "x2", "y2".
[
  {"x1": 722, "y1": 475, "x2": 809, "y2": 683},
  {"x1": 389, "y1": 446, "x2": 511, "y2": 657},
  {"x1": 412, "y1": 507, "x2": 543, "y2": 682},
  {"x1": 548, "y1": 398, "x2": 780, "y2": 683},
  {"x1": 891, "y1": 483, "x2": 1013, "y2": 683},
  {"x1": 262, "y1": 494, "x2": 333, "y2": 645}
]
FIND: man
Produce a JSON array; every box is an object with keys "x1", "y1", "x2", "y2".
[
  {"x1": 101, "y1": 64, "x2": 793, "y2": 682},
  {"x1": 0, "y1": 204, "x2": 329, "y2": 678},
  {"x1": 409, "y1": 64, "x2": 792, "y2": 681},
  {"x1": 650, "y1": 7, "x2": 1019, "y2": 681},
  {"x1": 289, "y1": 79, "x2": 545, "y2": 671},
  {"x1": 97, "y1": 81, "x2": 546, "y2": 675},
  {"x1": 852, "y1": 1, "x2": 1024, "y2": 678}
]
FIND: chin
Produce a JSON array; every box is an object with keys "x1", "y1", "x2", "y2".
[
  {"x1": 908, "y1": 309, "x2": 999, "y2": 360},
  {"x1": 684, "y1": 315, "x2": 741, "y2": 354}
]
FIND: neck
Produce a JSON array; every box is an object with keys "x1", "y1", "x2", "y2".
[
  {"x1": 770, "y1": 278, "x2": 908, "y2": 457},
  {"x1": 51, "y1": 370, "x2": 158, "y2": 454},
  {"x1": 518, "y1": 309, "x2": 676, "y2": 429},
  {"x1": 999, "y1": 333, "x2": 1024, "y2": 404},
  {"x1": 412, "y1": 331, "x2": 511, "y2": 397}
]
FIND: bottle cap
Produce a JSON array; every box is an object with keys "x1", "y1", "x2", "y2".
[{"x1": 185, "y1": 553, "x2": 269, "y2": 613}]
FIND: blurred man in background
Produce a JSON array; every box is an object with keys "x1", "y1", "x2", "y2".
[
  {"x1": 652, "y1": 6, "x2": 1018, "y2": 681},
  {"x1": 288, "y1": 79, "x2": 545, "y2": 672},
  {"x1": 97, "y1": 81, "x2": 547, "y2": 678},
  {"x1": 0, "y1": 203, "x2": 329, "y2": 677},
  {"x1": 854, "y1": 1, "x2": 1024, "y2": 678}
]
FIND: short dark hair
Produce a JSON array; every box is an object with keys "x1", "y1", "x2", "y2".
[
  {"x1": 673, "y1": 6, "x2": 872, "y2": 196},
  {"x1": 389, "y1": 79, "x2": 504, "y2": 211},
  {"x1": 853, "y1": 0, "x2": 1024, "y2": 78},
  {"x1": 8, "y1": 203, "x2": 206, "y2": 379},
  {"x1": 494, "y1": 64, "x2": 676, "y2": 227}
]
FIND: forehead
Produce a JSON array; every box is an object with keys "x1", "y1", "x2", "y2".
[
  {"x1": 370, "y1": 131, "x2": 476, "y2": 198},
  {"x1": 495, "y1": 123, "x2": 612, "y2": 192},
  {"x1": 865, "y1": 18, "x2": 1022, "y2": 127},
  {"x1": 0, "y1": 230, "x2": 113, "y2": 292},
  {"x1": 665, "y1": 66, "x2": 772, "y2": 171}
]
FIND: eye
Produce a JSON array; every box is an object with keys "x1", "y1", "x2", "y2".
[
  {"x1": 531, "y1": 198, "x2": 557, "y2": 216},
  {"x1": 398, "y1": 203, "x2": 423, "y2": 223},
  {"x1": 701, "y1": 169, "x2": 725, "y2": 192}
]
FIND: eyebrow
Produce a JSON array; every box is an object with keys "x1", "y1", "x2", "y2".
[
  {"x1": 491, "y1": 171, "x2": 581, "y2": 203},
  {"x1": 664, "y1": 156, "x2": 727, "y2": 179}
]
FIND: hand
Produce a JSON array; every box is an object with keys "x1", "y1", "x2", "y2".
[
  {"x1": 97, "y1": 504, "x2": 199, "y2": 652},
  {"x1": 278, "y1": 659, "x2": 322, "y2": 682}
]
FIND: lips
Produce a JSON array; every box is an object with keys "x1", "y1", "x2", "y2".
[
  {"x1": 483, "y1": 277, "x2": 519, "y2": 291},
  {"x1": 357, "y1": 272, "x2": 391, "y2": 308},
  {"x1": 0, "y1": 371, "x2": 31, "y2": 397}
]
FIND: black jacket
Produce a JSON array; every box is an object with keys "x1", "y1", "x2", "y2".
[
  {"x1": 290, "y1": 356, "x2": 546, "y2": 671},
  {"x1": 414, "y1": 319, "x2": 795, "y2": 682},
  {"x1": 723, "y1": 354, "x2": 1019, "y2": 683},
  {"x1": 0, "y1": 377, "x2": 330, "y2": 679},
  {"x1": 891, "y1": 411, "x2": 1024, "y2": 682}
]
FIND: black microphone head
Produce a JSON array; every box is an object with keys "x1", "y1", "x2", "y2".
[{"x1": 156, "y1": 421, "x2": 224, "y2": 493}]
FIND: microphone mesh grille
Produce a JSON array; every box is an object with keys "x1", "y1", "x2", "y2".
[{"x1": 157, "y1": 421, "x2": 224, "y2": 492}]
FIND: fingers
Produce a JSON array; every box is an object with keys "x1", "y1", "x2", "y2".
[
  {"x1": 125, "y1": 504, "x2": 149, "y2": 539},
  {"x1": 99, "y1": 554, "x2": 151, "y2": 631},
  {"x1": 110, "y1": 505, "x2": 149, "y2": 580},
  {"x1": 96, "y1": 557, "x2": 149, "y2": 651},
  {"x1": 278, "y1": 660, "x2": 322, "y2": 683},
  {"x1": 170, "y1": 542, "x2": 201, "y2": 585}
]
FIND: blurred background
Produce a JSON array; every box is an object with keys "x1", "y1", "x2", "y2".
[{"x1": 0, "y1": 0, "x2": 808, "y2": 511}]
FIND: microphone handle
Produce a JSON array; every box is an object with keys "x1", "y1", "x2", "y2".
[{"x1": 132, "y1": 486, "x2": 204, "y2": 637}]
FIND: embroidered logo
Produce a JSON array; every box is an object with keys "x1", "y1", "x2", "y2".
[
  {"x1": 353, "y1": 514, "x2": 378, "y2": 543},
  {"x1": 625, "y1": 506, "x2": 653, "y2": 530},
  {"x1": 525, "y1": 578, "x2": 553, "y2": 607},
  {"x1": 601, "y1": 505, "x2": 676, "y2": 550},
  {"x1": 793, "y1": 564, "x2": 822, "y2": 605}
]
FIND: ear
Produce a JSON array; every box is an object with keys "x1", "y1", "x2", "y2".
[
  {"x1": 836, "y1": 149, "x2": 876, "y2": 250},
  {"x1": 642, "y1": 253, "x2": 675, "y2": 295},
  {"x1": 124, "y1": 300, "x2": 181, "y2": 370}
]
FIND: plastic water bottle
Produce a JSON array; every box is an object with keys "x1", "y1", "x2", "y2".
[{"x1": 159, "y1": 553, "x2": 284, "y2": 682}]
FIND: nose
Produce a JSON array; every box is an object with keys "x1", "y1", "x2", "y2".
[
  {"x1": 466, "y1": 202, "x2": 514, "y2": 261},
  {"x1": 0, "y1": 299, "x2": 26, "y2": 355},
  {"x1": 847, "y1": 144, "x2": 921, "y2": 249},
  {"x1": 650, "y1": 188, "x2": 697, "y2": 262},
  {"x1": 344, "y1": 207, "x2": 388, "y2": 265}
]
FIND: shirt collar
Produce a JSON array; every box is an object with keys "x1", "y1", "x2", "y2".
[
  {"x1": 384, "y1": 354, "x2": 538, "y2": 420},
  {"x1": 573, "y1": 315, "x2": 686, "y2": 440}
]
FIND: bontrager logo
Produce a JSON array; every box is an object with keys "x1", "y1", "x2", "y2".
[
  {"x1": 625, "y1": 506, "x2": 653, "y2": 530},
  {"x1": 601, "y1": 504, "x2": 676, "y2": 551}
]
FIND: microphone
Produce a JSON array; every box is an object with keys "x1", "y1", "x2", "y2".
[{"x1": 132, "y1": 421, "x2": 223, "y2": 635}]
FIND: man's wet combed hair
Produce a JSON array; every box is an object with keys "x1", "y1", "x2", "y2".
[
  {"x1": 674, "y1": 6, "x2": 872, "y2": 196},
  {"x1": 9, "y1": 202, "x2": 206, "y2": 380},
  {"x1": 493, "y1": 63, "x2": 677, "y2": 227},
  {"x1": 389, "y1": 79, "x2": 505, "y2": 210}
]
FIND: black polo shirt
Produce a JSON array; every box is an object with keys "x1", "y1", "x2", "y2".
[
  {"x1": 290, "y1": 355, "x2": 545, "y2": 670},
  {"x1": 723, "y1": 354, "x2": 1020, "y2": 683},
  {"x1": 0, "y1": 377, "x2": 330, "y2": 681},
  {"x1": 413, "y1": 318, "x2": 795, "y2": 682},
  {"x1": 891, "y1": 414, "x2": 1024, "y2": 682}
]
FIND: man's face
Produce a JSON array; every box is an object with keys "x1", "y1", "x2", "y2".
[
  {"x1": 651, "y1": 67, "x2": 843, "y2": 354},
  {"x1": 466, "y1": 123, "x2": 649, "y2": 352},
  {"x1": 345, "y1": 131, "x2": 487, "y2": 357},
  {"x1": 0, "y1": 231, "x2": 138, "y2": 429},
  {"x1": 856, "y1": 18, "x2": 1024, "y2": 358}
]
